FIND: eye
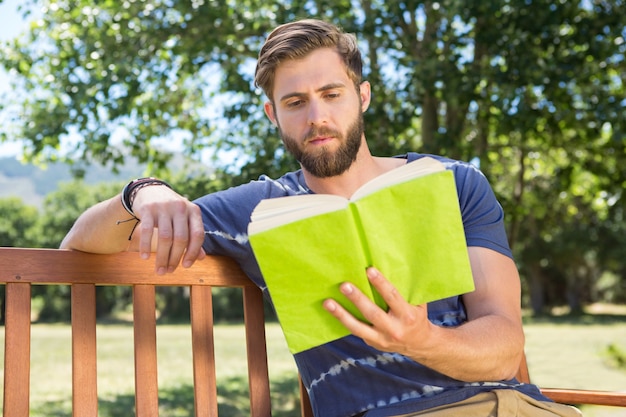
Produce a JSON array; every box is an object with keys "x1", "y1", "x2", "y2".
[
  {"x1": 286, "y1": 99, "x2": 304, "y2": 108},
  {"x1": 325, "y1": 92, "x2": 341, "y2": 100}
]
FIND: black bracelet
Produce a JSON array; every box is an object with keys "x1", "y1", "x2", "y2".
[{"x1": 121, "y1": 177, "x2": 173, "y2": 218}]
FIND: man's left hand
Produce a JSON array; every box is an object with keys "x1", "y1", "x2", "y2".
[{"x1": 322, "y1": 267, "x2": 433, "y2": 356}]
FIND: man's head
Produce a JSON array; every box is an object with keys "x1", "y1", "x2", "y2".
[
  {"x1": 254, "y1": 19, "x2": 363, "y2": 102},
  {"x1": 256, "y1": 20, "x2": 370, "y2": 179}
]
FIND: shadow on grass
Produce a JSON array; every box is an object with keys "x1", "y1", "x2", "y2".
[
  {"x1": 30, "y1": 374, "x2": 301, "y2": 417},
  {"x1": 523, "y1": 312, "x2": 626, "y2": 326}
]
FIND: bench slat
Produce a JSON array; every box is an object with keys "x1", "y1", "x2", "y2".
[
  {"x1": 133, "y1": 285, "x2": 160, "y2": 417},
  {"x1": 242, "y1": 286, "x2": 271, "y2": 417},
  {"x1": 3, "y1": 283, "x2": 32, "y2": 417},
  {"x1": 299, "y1": 378, "x2": 314, "y2": 417},
  {"x1": 71, "y1": 284, "x2": 98, "y2": 416},
  {"x1": 0, "y1": 248, "x2": 251, "y2": 287},
  {"x1": 190, "y1": 285, "x2": 219, "y2": 417},
  {"x1": 540, "y1": 389, "x2": 626, "y2": 407}
]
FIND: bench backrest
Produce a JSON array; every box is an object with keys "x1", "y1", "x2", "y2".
[
  {"x1": 0, "y1": 247, "x2": 312, "y2": 417},
  {"x1": 1, "y1": 247, "x2": 624, "y2": 416}
]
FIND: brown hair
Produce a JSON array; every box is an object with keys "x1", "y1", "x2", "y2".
[{"x1": 254, "y1": 19, "x2": 363, "y2": 101}]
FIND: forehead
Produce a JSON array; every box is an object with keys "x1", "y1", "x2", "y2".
[{"x1": 272, "y1": 48, "x2": 352, "y2": 100}]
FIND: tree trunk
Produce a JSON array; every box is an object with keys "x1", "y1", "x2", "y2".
[{"x1": 529, "y1": 262, "x2": 546, "y2": 315}]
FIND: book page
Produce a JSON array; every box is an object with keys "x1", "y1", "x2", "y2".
[
  {"x1": 355, "y1": 170, "x2": 474, "y2": 306},
  {"x1": 351, "y1": 156, "x2": 445, "y2": 201},
  {"x1": 249, "y1": 194, "x2": 347, "y2": 234},
  {"x1": 249, "y1": 157, "x2": 445, "y2": 234},
  {"x1": 249, "y1": 208, "x2": 372, "y2": 353}
]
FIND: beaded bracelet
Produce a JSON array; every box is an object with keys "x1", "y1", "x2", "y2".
[{"x1": 120, "y1": 177, "x2": 173, "y2": 218}]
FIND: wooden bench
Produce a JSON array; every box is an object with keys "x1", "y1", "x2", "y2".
[{"x1": 1, "y1": 247, "x2": 625, "y2": 416}]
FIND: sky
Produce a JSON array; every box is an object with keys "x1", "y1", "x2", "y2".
[
  {"x1": 0, "y1": 0, "x2": 32, "y2": 157},
  {"x1": 0, "y1": 1, "x2": 233, "y2": 167},
  {"x1": 0, "y1": 0, "x2": 24, "y2": 42},
  {"x1": 0, "y1": 1, "x2": 215, "y2": 164}
]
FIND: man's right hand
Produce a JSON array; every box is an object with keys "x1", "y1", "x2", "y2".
[
  {"x1": 60, "y1": 183, "x2": 206, "y2": 275},
  {"x1": 129, "y1": 184, "x2": 206, "y2": 274}
]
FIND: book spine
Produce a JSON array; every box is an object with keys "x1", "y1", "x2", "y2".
[
  {"x1": 349, "y1": 202, "x2": 373, "y2": 267},
  {"x1": 349, "y1": 202, "x2": 387, "y2": 312}
]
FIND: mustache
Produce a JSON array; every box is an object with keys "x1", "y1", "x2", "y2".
[{"x1": 304, "y1": 126, "x2": 341, "y2": 141}]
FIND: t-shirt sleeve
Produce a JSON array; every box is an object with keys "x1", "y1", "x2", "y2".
[
  {"x1": 451, "y1": 161, "x2": 513, "y2": 259},
  {"x1": 192, "y1": 173, "x2": 306, "y2": 266}
]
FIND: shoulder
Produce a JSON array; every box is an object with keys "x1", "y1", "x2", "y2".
[
  {"x1": 401, "y1": 152, "x2": 512, "y2": 257},
  {"x1": 194, "y1": 170, "x2": 309, "y2": 207},
  {"x1": 193, "y1": 169, "x2": 309, "y2": 257},
  {"x1": 401, "y1": 152, "x2": 487, "y2": 187}
]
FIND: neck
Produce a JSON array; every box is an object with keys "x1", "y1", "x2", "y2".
[{"x1": 302, "y1": 140, "x2": 405, "y2": 198}]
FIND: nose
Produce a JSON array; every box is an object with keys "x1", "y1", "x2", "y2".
[{"x1": 307, "y1": 99, "x2": 328, "y2": 126}]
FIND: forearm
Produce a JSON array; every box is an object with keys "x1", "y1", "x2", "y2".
[
  {"x1": 60, "y1": 194, "x2": 136, "y2": 253},
  {"x1": 62, "y1": 182, "x2": 207, "y2": 273},
  {"x1": 325, "y1": 248, "x2": 526, "y2": 383},
  {"x1": 406, "y1": 313, "x2": 524, "y2": 382},
  {"x1": 407, "y1": 247, "x2": 525, "y2": 381}
]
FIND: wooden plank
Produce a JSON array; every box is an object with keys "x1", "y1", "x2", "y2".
[
  {"x1": 299, "y1": 377, "x2": 314, "y2": 417},
  {"x1": 541, "y1": 389, "x2": 626, "y2": 407},
  {"x1": 71, "y1": 284, "x2": 99, "y2": 416},
  {"x1": 3, "y1": 283, "x2": 31, "y2": 417},
  {"x1": 0, "y1": 248, "x2": 251, "y2": 287},
  {"x1": 133, "y1": 285, "x2": 159, "y2": 417},
  {"x1": 190, "y1": 285, "x2": 218, "y2": 417},
  {"x1": 242, "y1": 286, "x2": 271, "y2": 417}
]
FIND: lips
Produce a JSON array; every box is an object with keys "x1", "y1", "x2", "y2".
[
  {"x1": 308, "y1": 136, "x2": 334, "y2": 145},
  {"x1": 304, "y1": 128, "x2": 339, "y2": 145}
]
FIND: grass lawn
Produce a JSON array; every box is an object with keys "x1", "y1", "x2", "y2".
[
  {"x1": 522, "y1": 306, "x2": 626, "y2": 417},
  {"x1": 0, "y1": 308, "x2": 625, "y2": 416},
  {"x1": 0, "y1": 322, "x2": 301, "y2": 417}
]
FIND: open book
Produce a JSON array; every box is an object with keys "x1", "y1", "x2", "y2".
[{"x1": 248, "y1": 157, "x2": 474, "y2": 354}]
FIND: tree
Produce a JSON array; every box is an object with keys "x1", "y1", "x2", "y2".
[
  {"x1": 0, "y1": 197, "x2": 39, "y2": 324},
  {"x1": 2, "y1": 0, "x2": 625, "y2": 313},
  {"x1": 0, "y1": 197, "x2": 39, "y2": 247}
]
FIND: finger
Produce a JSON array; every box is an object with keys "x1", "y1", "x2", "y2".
[
  {"x1": 181, "y1": 204, "x2": 206, "y2": 268},
  {"x1": 367, "y1": 268, "x2": 425, "y2": 334},
  {"x1": 167, "y1": 207, "x2": 191, "y2": 272},
  {"x1": 338, "y1": 280, "x2": 390, "y2": 327},
  {"x1": 154, "y1": 212, "x2": 174, "y2": 275},
  {"x1": 366, "y1": 267, "x2": 409, "y2": 313},
  {"x1": 322, "y1": 297, "x2": 379, "y2": 341},
  {"x1": 137, "y1": 214, "x2": 156, "y2": 260}
]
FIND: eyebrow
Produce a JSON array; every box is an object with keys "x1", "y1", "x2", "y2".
[{"x1": 278, "y1": 82, "x2": 347, "y2": 103}]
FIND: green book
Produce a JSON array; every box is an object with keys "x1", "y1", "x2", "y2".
[{"x1": 248, "y1": 157, "x2": 474, "y2": 354}]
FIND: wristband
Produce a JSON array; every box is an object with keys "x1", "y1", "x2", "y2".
[{"x1": 121, "y1": 177, "x2": 172, "y2": 217}]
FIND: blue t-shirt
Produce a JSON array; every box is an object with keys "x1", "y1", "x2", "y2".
[{"x1": 194, "y1": 153, "x2": 548, "y2": 417}]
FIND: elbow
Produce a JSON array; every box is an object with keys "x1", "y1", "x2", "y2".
[
  {"x1": 498, "y1": 336, "x2": 526, "y2": 381},
  {"x1": 500, "y1": 350, "x2": 525, "y2": 381},
  {"x1": 59, "y1": 234, "x2": 74, "y2": 250}
]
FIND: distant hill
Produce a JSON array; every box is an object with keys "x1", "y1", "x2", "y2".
[{"x1": 0, "y1": 156, "x2": 146, "y2": 207}]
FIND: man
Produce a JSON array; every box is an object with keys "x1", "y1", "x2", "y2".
[{"x1": 61, "y1": 19, "x2": 581, "y2": 417}]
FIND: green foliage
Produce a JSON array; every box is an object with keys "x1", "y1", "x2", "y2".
[
  {"x1": 35, "y1": 181, "x2": 122, "y2": 248},
  {"x1": 0, "y1": 197, "x2": 39, "y2": 246},
  {"x1": 1, "y1": 1, "x2": 626, "y2": 314},
  {"x1": 605, "y1": 343, "x2": 626, "y2": 370},
  {"x1": 0, "y1": 175, "x2": 260, "y2": 322},
  {"x1": 35, "y1": 285, "x2": 72, "y2": 322}
]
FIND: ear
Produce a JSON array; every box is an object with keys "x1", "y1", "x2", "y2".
[
  {"x1": 264, "y1": 101, "x2": 278, "y2": 126},
  {"x1": 359, "y1": 81, "x2": 371, "y2": 113}
]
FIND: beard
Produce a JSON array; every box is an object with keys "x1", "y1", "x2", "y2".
[{"x1": 279, "y1": 114, "x2": 364, "y2": 178}]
